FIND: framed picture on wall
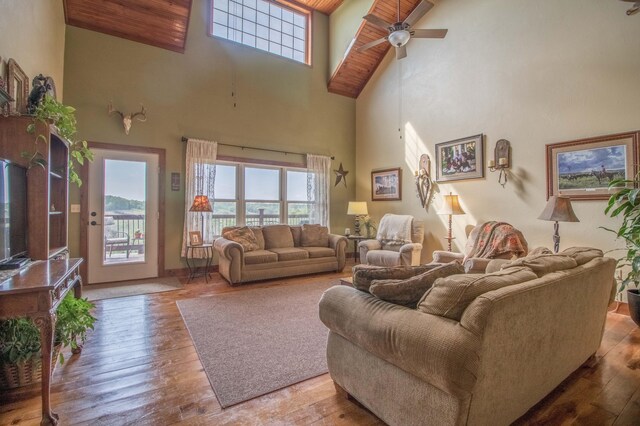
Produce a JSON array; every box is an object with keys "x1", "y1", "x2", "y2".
[
  {"x1": 435, "y1": 134, "x2": 484, "y2": 182},
  {"x1": 6, "y1": 58, "x2": 28, "y2": 115},
  {"x1": 371, "y1": 168, "x2": 402, "y2": 201},
  {"x1": 546, "y1": 131, "x2": 640, "y2": 200}
]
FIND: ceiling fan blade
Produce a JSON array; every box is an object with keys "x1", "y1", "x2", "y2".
[
  {"x1": 357, "y1": 37, "x2": 388, "y2": 52},
  {"x1": 396, "y1": 45, "x2": 407, "y2": 60},
  {"x1": 411, "y1": 29, "x2": 448, "y2": 38},
  {"x1": 403, "y1": 0, "x2": 434, "y2": 28},
  {"x1": 363, "y1": 14, "x2": 394, "y2": 31}
]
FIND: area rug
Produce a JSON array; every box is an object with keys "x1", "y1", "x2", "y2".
[
  {"x1": 176, "y1": 280, "x2": 336, "y2": 408},
  {"x1": 84, "y1": 277, "x2": 183, "y2": 301}
]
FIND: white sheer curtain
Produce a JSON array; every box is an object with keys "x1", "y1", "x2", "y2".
[
  {"x1": 307, "y1": 154, "x2": 331, "y2": 228},
  {"x1": 182, "y1": 139, "x2": 217, "y2": 257}
]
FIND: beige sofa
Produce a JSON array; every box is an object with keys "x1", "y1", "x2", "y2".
[
  {"x1": 319, "y1": 249, "x2": 615, "y2": 425},
  {"x1": 214, "y1": 224, "x2": 347, "y2": 285}
]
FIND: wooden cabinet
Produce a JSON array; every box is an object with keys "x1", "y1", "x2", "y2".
[{"x1": 0, "y1": 116, "x2": 70, "y2": 260}]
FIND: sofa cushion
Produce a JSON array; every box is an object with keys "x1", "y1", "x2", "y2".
[
  {"x1": 369, "y1": 262, "x2": 465, "y2": 308},
  {"x1": 418, "y1": 266, "x2": 538, "y2": 321},
  {"x1": 503, "y1": 254, "x2": 578, "y2": 277},
  {"x1": 244, "y1": 249, "x2": 278, "y2": 265},
  {"x1": 263, "y1": 225, "x2": 294, "y2": 249},
  {"x1": 269, "y1": 247, "x2": 309, "y2": 261},
  {"x1": 352, "y1": 264, "x2": 436, "y2": 292},
  {"x1": 562, "y1": 247, "x2": 604, "y2": 266},
  {"x1": 303, "y1": 247, "x2": 335, "y2": 259},
  {"x1": 222, "y1": 226, "x2": 260, "y2": 252},
  {"x1": 290, "y1": 226, "x2": 302, "y2": 247},
  {"x1": 250, "y1": 227, "x2": 265, "y2": 250},
  {"x1": 366, "y1": 250, "x2": 401, "y2": 267},
  {"x1": 301, "y1": 224, "x2": 329, "y2": 247}
]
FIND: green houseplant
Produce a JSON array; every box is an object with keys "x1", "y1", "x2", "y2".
[
  {"x1": 603, "y1": 172, "x2": 640, "y2": 326},
  {"x1": 0, "y1": 295, "x2": 96, "y2": 389},
  {"x1": 24, "y1": 96, "x2": 93, "y2": 186}
]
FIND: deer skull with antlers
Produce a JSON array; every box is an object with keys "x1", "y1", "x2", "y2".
[{"x1": 108, "y1": 103, "x2": 147, "y2": 135}]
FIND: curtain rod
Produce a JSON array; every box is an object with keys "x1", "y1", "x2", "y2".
[{"x1": 181, "y1": 136, "x2": 335, "y2": 160}]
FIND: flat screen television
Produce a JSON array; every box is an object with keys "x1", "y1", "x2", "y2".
[{"x1": 0, "y1": 159, "x2": 28, "y2": 269}]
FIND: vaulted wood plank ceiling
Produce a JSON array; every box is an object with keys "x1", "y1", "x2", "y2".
[
  {"x1": 328, "y1": 0, "x2": 423, "y2": 98},
  {"x1": 63, "y1": 0, "x2": 194, "y2": 53},
  {"x1": 63, "y1": 0, "x2": 343, "y2": 53}
]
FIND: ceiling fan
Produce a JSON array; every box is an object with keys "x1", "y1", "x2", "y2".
[
  {"x1": 621, "y1": 0, "x2": 640, "y2": 15},
  {"x1": 357, "y1": 0, "x2": 447, "y2": 60}
]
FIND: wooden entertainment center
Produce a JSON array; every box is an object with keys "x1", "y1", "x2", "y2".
[{"x1": 0, "y1": 116, "x2": 82, "y2": 425}]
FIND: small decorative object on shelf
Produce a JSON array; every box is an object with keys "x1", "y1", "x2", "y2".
[
  {"x1": 189, "y1": 231, "x2": 203, "y2": 246},
  {"x1": 488, "y1": 139, "x2": 511, "y2": 188},
  {"x1": 6, "y1": 58, "x2": 29, "y2": 115},
  {"x1": 27, "y1": 74, "x2": 55, "y2": 114}
]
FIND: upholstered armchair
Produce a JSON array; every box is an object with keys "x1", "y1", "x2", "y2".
[
  {"x1": 432, "y1": 221, "x2": 528, "y2": 273},
  {"x1": 358, "y1": 215, "x2": 425, "y2": 267}
]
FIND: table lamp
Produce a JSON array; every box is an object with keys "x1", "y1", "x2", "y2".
[
  {"x1": 537, "y1": 195, "x2": 579, "y2": 253},
  {"x1": 437, "y1": 193, "x2": 465, "y2": 251},
  {"x1": 347, "y1": 201, "x2": 368, "y2": 236},
  {"x1": 189, "y1": 195, "x2": 213, "y2": 242}
]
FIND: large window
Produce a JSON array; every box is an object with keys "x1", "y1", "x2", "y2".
[
  {"x1": 211, "y1": 0, "x2": 310, "y2": 64},
  {"x1": 211, "y1": 161, "x2": 315, "y2": 235}
]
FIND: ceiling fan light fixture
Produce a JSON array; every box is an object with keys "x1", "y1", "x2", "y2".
[{"x1": 388, "y1": 30, "x2": 411, "y2": 47}]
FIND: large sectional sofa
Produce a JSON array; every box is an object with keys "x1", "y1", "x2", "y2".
[
  {"x1": 214, "y1": 224, "x2": 347, "y2": 285},
  {"x1": 319, "y1": 248, "x2": 616, "y2": 425}
]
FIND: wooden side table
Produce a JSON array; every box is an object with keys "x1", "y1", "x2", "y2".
[
  {"x1": 346, "y1": 235, "x2": 368, "y2": 263},
  {"x1": 185, "y1": 244, "x2": 214, "y2": 283},
  {"x1": 0, "y1": 258, "x2": 84, "y2": 426}
]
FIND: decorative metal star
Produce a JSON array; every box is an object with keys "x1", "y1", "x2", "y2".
[{"x1": 334, "y1": 162, "x2": 349, "y2": 188}]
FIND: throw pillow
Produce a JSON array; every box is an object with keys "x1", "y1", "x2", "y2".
[
  {"x1": 562, "y1": 247, "x2": 603, "y2": 266},
  {"x1": 369, "y1": 262, "x2": 465, "y2": 308},
  {"x1": 417, "y1": 266, "x2": 537, "y2": 321},
  {"x1": 352, "y1": 264, "x2": 435, "y2": 292},
  {"x1": 222, "y1": 226, "x2": 260, "y2": 252},
  {"x1": 300, "y1": 224, "x2": 329, "y2": 247},
  {"x1": 503, "y1": 254, "x2": 577, "y2": 278}
]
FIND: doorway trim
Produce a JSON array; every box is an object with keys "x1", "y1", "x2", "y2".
[{"x1": 79, "y1": 142, "x2": 166, "y2": 281}]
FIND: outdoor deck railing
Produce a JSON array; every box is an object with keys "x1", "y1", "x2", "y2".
[{"x1": 105, "y1": 211, "x2": 310, "y2": 241}]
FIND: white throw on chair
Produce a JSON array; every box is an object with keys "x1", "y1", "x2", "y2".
[{"x1": 358, "y1": 214, "x2": 425, "y2": 267}]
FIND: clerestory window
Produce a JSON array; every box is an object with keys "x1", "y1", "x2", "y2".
[{"x1": 211, "y1": 0, "x2": 311, "y2": 65}]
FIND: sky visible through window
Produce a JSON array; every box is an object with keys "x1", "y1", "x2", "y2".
[
  {"x1": 212, "y1": 0, "x2": 308, "y2": 64},
  {"x1": 104, "y1": 160, "x2": 146, "y2": 201}
]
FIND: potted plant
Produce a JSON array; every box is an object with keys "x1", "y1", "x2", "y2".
[
  {"x1": 134, "y1": 229, "x2": 143, "y2": 239},
  {"x1": 24, "y1": 96, "x2": 94, "y2": 186},
  {"x1": 0, "y1": 295, "x2": 96, "y2": 389},
  {"x1": 603, "y1": 172, "x2": 640, "y2": 326},
  {"x1": 363, "y1": 215, "x2": 377, "y2": 238}
]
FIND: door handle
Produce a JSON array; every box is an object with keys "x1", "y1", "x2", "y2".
[{"x1": 90, "y1": 221, "x2": 101, "y2": 226}]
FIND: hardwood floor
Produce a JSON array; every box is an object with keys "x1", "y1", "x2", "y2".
[{"x1": 1, "y1": 266, "x2": 639, "y2": 425}]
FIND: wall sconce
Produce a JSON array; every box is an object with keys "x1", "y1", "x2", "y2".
[{"x1": 487, "y1": 139, "x2": 511, "y2": 188}]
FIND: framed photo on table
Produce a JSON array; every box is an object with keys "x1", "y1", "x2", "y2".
[
  {"x1": 546, "y1": 131, "x2": 639, "y2": 200},
  {"x1": 371, "y1": 168, "x2": 402, "y2": 201},
  {"x1": 189, "y1": 231, "x2": 203, "y2": 246},
  {"x1": 435, "y1": 134, "x2": 484, "y2": 182}
]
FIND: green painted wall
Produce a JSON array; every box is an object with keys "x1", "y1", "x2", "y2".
[
  {"x1": 0, "y1": 0, "x2": 66, "y2": 98},
  {"x1": 329, "y1": 0, "x2": 374, "y2": 76},
  {"x1": 63, "y1": 0, "x2": 356, "y2": 271}
]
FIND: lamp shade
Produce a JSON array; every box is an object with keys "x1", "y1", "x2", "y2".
[
  {"x1": 347, "y1": 201, "x2": 368, "y2": 215},
  {"x1": 189, "y1": 195, "x2": 213, "y2": 212},
  {"x1": 438, "y1": 193, "x2": 465, "y2": 216},
  {"x1": 538, "y1": 196, "x2": 579, "y2": 223}
]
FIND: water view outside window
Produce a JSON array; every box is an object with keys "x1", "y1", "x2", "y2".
[{"x1": 103, "y1": 159, "x2": 146, "y2": 264}]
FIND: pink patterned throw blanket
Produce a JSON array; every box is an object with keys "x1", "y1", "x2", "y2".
[{"x1": 465, "y1": 221, "x2": 528, "y2": 261}]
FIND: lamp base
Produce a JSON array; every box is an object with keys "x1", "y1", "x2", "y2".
[
  {"x1": 553, "y1": 221, "x2": 560, "y2": 254},
  {"x1": 354, "y1": 216, "x2": 361, "y2": 236}
]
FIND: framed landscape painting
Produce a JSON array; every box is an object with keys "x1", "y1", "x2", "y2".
[
  {"x1": 546, "y1": 131, "x2": 640, "y2": 200},
  {"x1": 371, "y1": 168, "x2": 402, "y2": 201},
  {"x1": 435, "y1": 134, "x2": 484, "y2": 182}
]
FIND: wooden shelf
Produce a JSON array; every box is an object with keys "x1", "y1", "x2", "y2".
[
  {"x1": 49, "y1": 170, "x2": 64, "y2": 179},
  {"x1": 49, "y1": 211, "x2": 63, "y2": 215},
  {"x1": 48, "y1": 246, "x2": 68, "y2": 259}
]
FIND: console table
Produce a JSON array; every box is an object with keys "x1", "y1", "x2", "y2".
[{"x1": 0, "y1": 258, "x2": 83, "y2": 426}]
